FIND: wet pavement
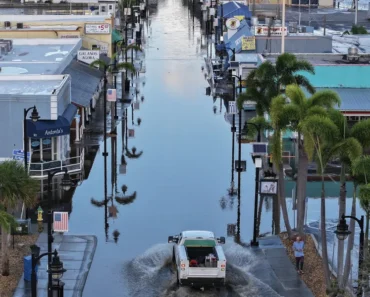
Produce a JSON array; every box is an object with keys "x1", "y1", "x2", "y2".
[
  {"x1": 61, "y1": 0, "x2": 307, "y2": 296},
  {"x1": 13, "y1": 233, "x2": 97, "y2": 297}
]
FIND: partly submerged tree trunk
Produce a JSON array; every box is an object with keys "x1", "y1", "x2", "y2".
[
  {"x1": 337, "y1": 164, "x2": 347, "y2": 286},
  {"x1": 279, "y1": 162, "x2": 292, "y2": 236},
  {"x1": 342, "y1": 184, "x2": 357, "y2": 288},
  {"x1": 1, "y1": 227, "x2": 10, "y2": 276},
  {"x1": 321, "y1": 173, "x2": 331, "y2": 287},
  {"x1": 296, "y1": 139, "x2": 308, "y2": 235}
]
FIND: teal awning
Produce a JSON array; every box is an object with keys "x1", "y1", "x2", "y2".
[{"x1": 112, "y1": 29, "x2": 123, "y2": 43}]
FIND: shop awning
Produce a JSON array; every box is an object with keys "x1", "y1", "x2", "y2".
[
  {"x1": 63, "y1": 60, "x2": 103, "y2": 107},
  {"x1": 26, "y1": 104, "x2": 77, "y2": 138},
  {"x1": 112, "y1": 29, "x2": 123, "y2": 43}
]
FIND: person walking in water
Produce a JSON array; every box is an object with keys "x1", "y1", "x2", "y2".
[{"x1": 293, "y1": 236, "x2": 304, "y2": 274}]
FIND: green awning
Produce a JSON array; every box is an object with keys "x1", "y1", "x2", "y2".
[
  {"x1": 184, "y1": 240, "x2": 216, "y2": 247},
  {"x1": 112, "y1": 29, "x2": 123, "y2": 43}
]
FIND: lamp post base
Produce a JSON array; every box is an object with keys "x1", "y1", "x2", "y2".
[{"x1": 250, "y1": 240, "x2": 259, "y2": 247}]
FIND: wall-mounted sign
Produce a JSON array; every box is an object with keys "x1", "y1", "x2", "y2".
[
  {"x1": 241, "y1": 36, "x2": 256, "y2": 50},
  {"x1": 254, "y1": 26, "x2": 287, "y2": 36},
  {"x1": 92, "y1": 44, "x2": 108, "y2": 55},
  {"x1": 225, "y1": 18, "x2": 241, "y2": 30},
  {"x1": 59, "y1": 33, "x2": 80, "y2": 39},
  {"x1": 12, "y1": 149, "x2": 30, "y2": 162},
  {"x1": 85, "y1": 23, "x2": 111, "y2": 34},
  {"x1": 260, "y1": 179, "x2": 278, "y2": 195},
  {"x1": 77, "y1": 50, "x2": 100, "y2": 65}
]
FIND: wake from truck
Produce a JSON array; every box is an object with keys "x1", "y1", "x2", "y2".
[{"x1": 122, "y1": 243, "x2": 282, "y2": 297}]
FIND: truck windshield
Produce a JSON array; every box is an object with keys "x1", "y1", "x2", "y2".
[{"x1": 184, "y1": 240, "x2": 215, "y2": 247}]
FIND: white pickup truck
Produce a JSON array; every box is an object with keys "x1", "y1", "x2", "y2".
[{"x1": 168, "y1": 230, "x2": 226, "y2": 288}]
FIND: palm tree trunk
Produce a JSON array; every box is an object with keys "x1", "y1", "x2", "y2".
[
  {"x1": 321, "y1": 173, "x2": 331, "y2": 287},
  {"x1": 337, "y1": 164, "x2": 347, "y2": 285},
  {"x1": 1, "y1": 227, "x2": 10, "y2": 276},
  {"x1": 342, "y1": 183, "x2": 357, "y2": 288},
  {"x1": 279, "y1": 162, "x2": 292, "y2": 236},
  {"x1": 296, "y1": 139, "x2": 308, "y2": 234}
]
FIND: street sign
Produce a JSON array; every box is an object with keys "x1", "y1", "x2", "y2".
[
  {"x1": 12, "y1": 149, "x2": 30, "y2": 162},
  {"x1": 128, "y1": 129, "x2": 135, "y2": 138},
  {"x1": 229, "y1": 101, "x2": 237, "y2": 114},
  {"x1": 235, "y1": 160, "x2": 247, "y2": 172}
]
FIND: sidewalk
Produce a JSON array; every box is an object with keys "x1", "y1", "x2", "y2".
[
  {"x1": 13, "y1": 233, "x2": 97, "y2": 297},
  {"x1": 250, "y1": 236, "x2": 314, "y2": 297}
]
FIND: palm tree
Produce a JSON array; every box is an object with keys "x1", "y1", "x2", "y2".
[
  {"x1": 0, "y1": 160, "x2": 39, "y2": 276},
  {"x1": 237, "y1": 53, "x2": 315, "y2": 115},
  {"x1": 327, "y1": 113, "x2": 370, "y2": 286},
  {"x1": 282, "y1": 85, "x2": 341, "y2": 235}
]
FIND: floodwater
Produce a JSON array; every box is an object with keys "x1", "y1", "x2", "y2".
[{"x1": 65, "y1": 0, "x2": 281, "y2": 295}]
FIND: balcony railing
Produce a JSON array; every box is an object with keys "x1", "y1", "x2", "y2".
[{"x1": 29, "y1": 149, "x2": 85, "y2": 179}]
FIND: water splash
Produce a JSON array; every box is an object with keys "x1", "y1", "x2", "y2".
[{"x1": 122, "y1": 242, "x2": 282, "y2": 297}]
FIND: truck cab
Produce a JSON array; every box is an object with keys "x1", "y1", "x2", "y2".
[{"x1": 168, "y1": 230, "x2": 226, "y2": 288}]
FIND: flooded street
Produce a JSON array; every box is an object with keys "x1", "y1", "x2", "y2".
[{"x1": 67, "y1": 0, "x2": 278, "y2": 295}]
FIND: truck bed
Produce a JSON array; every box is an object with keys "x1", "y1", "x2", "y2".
[{"x1": 185, "y1": 247, "x2": 218, "y2": 267}]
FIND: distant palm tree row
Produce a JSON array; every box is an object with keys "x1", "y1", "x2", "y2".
[{"x1": 237, "y1": 53, "x2": 370, "y2": 291}]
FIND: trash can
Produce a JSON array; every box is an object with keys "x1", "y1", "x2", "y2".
[{"x1": 24, "y1": 255, "x2": 38, "y2": 282}]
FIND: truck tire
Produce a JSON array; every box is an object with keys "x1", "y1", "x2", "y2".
[
  {"x1": 176, "y1": 270, "x2": 180, "y2": 286},
  {"x1": 172, "y1": 247, "x2": 176, "y2": 264}
]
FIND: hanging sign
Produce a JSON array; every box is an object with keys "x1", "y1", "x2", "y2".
[
  {"x1": 225, "y1": 18, "x2": 241, "y2": 30},
  {"x1": 128, "y1": 129, "x2": 135, "y2": 138},
  {"x1": 77, "y1": 50, "x2": 100, "y2": 65},
  {"x1": 260, "y1": 179, "x2": 278, "y2": 195},
  {"x1": 241, "y1": 36, "x2": 256, "y2": 51},
  {"x1": 134, "y1": 101, "x2": 140, "y2": 110},
  {"x1": 229, "y1": 101, "x2": 237, "y2": 114}
]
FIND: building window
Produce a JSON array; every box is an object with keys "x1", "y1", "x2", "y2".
[
  {"x1": 101, "y1": 5, "x2": 106, "y2": 12},
  {"x1": 30, "y1": 138, "x2": 41, "y2": 162},
  {"x1": 42, "y1": 138, "x2": 52, "y2": 161},
  {"x1": 109, "y1": 4, "x2": 113, "y2": 9}
]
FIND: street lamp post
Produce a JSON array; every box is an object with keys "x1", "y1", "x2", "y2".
[
  {"x1": 23, "y1": 106, "x2": 40, "y2": 219},
  {"x1": 335, "y1": 214, "x2": 365, "y2": 297},
  {"x1": 31, "y1": 248, "x2": 66, "y2": 297},
  {"x1": 24, "y1": 106, "x2": 40, "y2": 171},
  {"x1": 46, "y1": 168, "x2": 72, "y2": 297},
  {"x1": 244, "y1": 122, "x2": 261, "y2": 247}
]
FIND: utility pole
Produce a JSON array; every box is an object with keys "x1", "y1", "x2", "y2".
[{"x1": 281, "y1": 0, "x2": 286, "y2": 53}]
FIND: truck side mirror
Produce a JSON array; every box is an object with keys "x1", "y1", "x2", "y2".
[
  {"x1": 218, "y1": 237, "x2": 225, "y2": 244},
  {"x1": 168, "y1": 236, "x2": 178, "y2": 243}
]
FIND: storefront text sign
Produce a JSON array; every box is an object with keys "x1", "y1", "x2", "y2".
[
  {"x1": 85, "y1": 23, "x2": 111, "y2": 34},
  {"x1": 254, "y1": 26, "x2": 287, "y2": 36},
  {"x1": 241, "y1": 36, "x2": 256, "y2": 50},
  {"x1": 59, "y1": 33, "x2": 80, "y2": 38},
  {"x1": 77, "y1": 50, "x2": 100, "y2": 65}
]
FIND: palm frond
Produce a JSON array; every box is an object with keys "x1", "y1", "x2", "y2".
[
  {"x1": 116, "y1": 62, "x2": 135, "y2": 72},
  {"x1": 308, "y1": 90, "x2": 341, "y2": 109},
  {"x1": 0, "y1": 160, "x2": 39, "y2": 209},
  {"x1": 90, "y1": 198, "x2": 107, "y2": 207},
  {"x1": 351, "y1": 119, "x2": 370, "y2": 147},
  {"x1": 306, "y1": 106, "x2": 327, "y2": 118},
  {"x1": 293, "y1": 74, "x2": 315, "y2": 94},
  {"x1": 125, "y1": 147, "x2": 143, "y2": 159},
  {"x1": 115, "y1": 191, "x2": 137, "y2": 205},
  {"x1": 285, "y1": 84, "x2": 306, "y2": 107},
  {"x1": 327, "y1": 108, "x2": 348, "y2": 139},
  {"x1": 270, "y1": 129, "x2": 283, "y2": 168},
  {"x1": 90, "y1": 59, "x2": 107, "y2": 70},
  {"x1": 359, "y1": 184, "x2": 370, "y2": 212},
  {"x1": 0, "y1": 210, "x2": 18, "y2": 232},
  {"x1": 352, "y1": 156, "x2": 370, "y2": 177}
]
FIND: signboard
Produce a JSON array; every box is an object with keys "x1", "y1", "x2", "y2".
[
  {"x1": 254, "y1": 26, "x2": 287, "y2": 36},
  {"x1": 128, "y1": 39, "x2": 136, "y2": 45},
  {"x1": 134, "y1": 101, "x2": 140, "y2": 110},
  {"x1": 235, "y1": 160, "x2": 247, "y2": 172},
  {"x1": 229, "y1": 101, "x2": 237, "y2": 114},
  {"x1": 260, "y1": 179, "x2": 278, "y2": 195},
  {"x1": 124, "y1": 7, "x2": 131, "y2": 15},
  {"x1": 242, "y1": 36, "x2": 256, "y2": 51},
  {"x1": 77, "y1": 50, "x2": 100, "y2": 65},
  {"x1": 234, "y1": 15, "x2": 245, "y2": 21},
  {"x1": 59, "y1": 33, "x2": 80, "y2": 39},
  {"x1": 225, "y1": 18, "x2": 241, "y2": 30},
  {"x1": 85, "y1": 23, "x2": 111, "y2": 34},
  {"x1": 12, "y1": 149, "x2": 30, "y2": 162}
]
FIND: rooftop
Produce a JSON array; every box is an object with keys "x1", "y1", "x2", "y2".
[
  {"x1": 262, "y1": 53, "x2": 370, "y2": 65},
  {"x1": 318, "y1": 88, "x2": 370, "y2": 112},
  {"x1": 0, "y1": 75, "x2": 67, "y2": 95},
  {"x1": 0, "y1": 38, "x2": 81, "y2": 75},
  {"x1": 0, "y1": 15, "x2": 109, "y2": 24}
]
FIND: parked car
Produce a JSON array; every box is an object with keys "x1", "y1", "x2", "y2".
[{"x1": 168, "y1": 230, "x2": 226, "y2": 288}]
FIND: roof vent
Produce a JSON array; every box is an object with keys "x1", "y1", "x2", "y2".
[{"x1": 347, "y1": 46, "x2": 359, "y2": 62}]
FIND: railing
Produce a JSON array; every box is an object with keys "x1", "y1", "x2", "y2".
[{"x1": 29, "y1": 149, "x2": 85, "y2": 179}]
